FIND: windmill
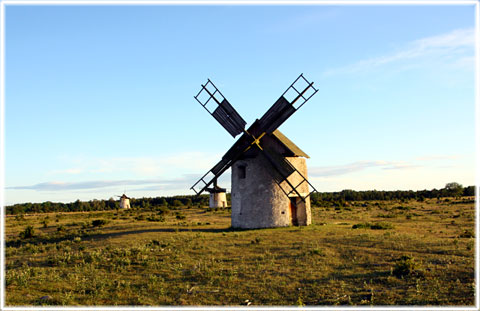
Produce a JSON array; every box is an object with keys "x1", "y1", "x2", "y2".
[
  {"x1": 191, "y1": 74, "x2": 318, "y2": 228},
  {"x1": 205, "y1": 179, "x2": 227, "y2": 208},
  {"x1": 116, "y1": 194, "x2": 131, "y2": 209}
]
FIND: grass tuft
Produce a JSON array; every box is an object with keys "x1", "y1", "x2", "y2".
[{"x1": 352, "y1": 222, "x2": 394, "y2": 230}]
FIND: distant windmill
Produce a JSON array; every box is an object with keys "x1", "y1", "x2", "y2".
[
  {"x1": 191, "y1": 74, "x2": 318, "y2": 229},
  {"x1": 205, "y1": 178, "x2": 227, "y2": 208},
  {"x1": 116, "y1": 193, "x2": 131, "y2": 209}
]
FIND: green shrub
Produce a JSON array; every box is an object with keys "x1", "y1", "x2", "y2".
[
  {"x1": 146, "y1": 215, "x2": 165, "y2": 222},
  {"x1": 150, "y1": 239, "x2": 161, "y2": 246},
  {"x1": 459, "y1": 229, "x2": 475, "y2": 238},
  {"x1": 309, "y1": 248, "x2": 325, "y2": 256},
  {"x1": 19, "y1": 225, "x2": 35, "y2": 239},
  {"x1": 41, "y1": 219, "x2": 49, "y2": 228},
  {"x1": 371, "y1": 222, "x2": 394, "y2": 230},
  {"x1": 352, "y1": 223, "x2": 371, "y2": 229},
  {"x1": 393, "y1": 205, "x2": 411, "y2": 211},
  {"x1": 393, "y1": 255, "x2": 417, "y2": 277},
  {"x1": 377, "y1": 213, "x2": 396, "y2": 218},
  {"x1": 92, "y1": 219, "x2": 107, "y2": 227},
  {"x1": 157, "y1": 206, "x2": 169, "y2": 215},
  {"x1": 175, "y1": 212, "x2": 186, "y2": 220},
  {"x1": 15, "y1": 214, "x2": 25, "y2": 221},
  {"x1": 250, "y1": 237, "x2": 261, "y2": 244},
  {"x1": 352, "y1": 222, "x2": 394, "y2": 230}
]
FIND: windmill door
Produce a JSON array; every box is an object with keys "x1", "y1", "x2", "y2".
[{"x1": 289, "y1": 197, "x2": 298, "y2": 226}]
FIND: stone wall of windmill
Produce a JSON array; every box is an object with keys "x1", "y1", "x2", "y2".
[
  {"x1": 209, "y1": 192, "x2": 227, "y2": 208},
  {"x1": 284, "y1": 157, "x2": 311, "y2": 226},
  {"x1": 231, "y1": 156, "x2": 311, "y2": 229},
  {"x1": 119, "y1": 195, "x2": 131, "y2": 209}
]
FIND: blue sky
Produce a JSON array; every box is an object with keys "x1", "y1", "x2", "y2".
[{"x1": 3, "y1": 3, "x2": 476, "y2": 204}]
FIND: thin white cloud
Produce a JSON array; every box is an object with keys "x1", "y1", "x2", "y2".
[
  {"x1": 381, "y1": 163, "x2": 420, "y2": 170},
  {"x1": 310, "y1": 160, "x2": 419, "y2": 177},
  {"x1": 323, "y1": 28, "x2": 474, "y2": 76},
  {"x1": 9, "y1": 151, "x2": 229, "y2": 197},
  {"x1": 49, "y1": 152, "x2": 223, "y2": 177},
  {"x1": 7, "y1": 176, "x2": 196, "y2": 192}
]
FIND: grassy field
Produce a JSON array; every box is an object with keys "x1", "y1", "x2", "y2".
[{"x1": 4, "y1": 197, "x2": 476, "y2": 306}]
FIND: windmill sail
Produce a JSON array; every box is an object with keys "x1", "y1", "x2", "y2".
[
  {"x1": 259, "y1": 144, "x2": 296, "y2": 183},
  {"x1": 211, "y1": 99, "x2": 247, "y2": 137},
  {"x1": 191, "y1": 133, "x2": 254, "y2": 195},
  {"x1": 258, "y1": 96, "x2": 295, "y2": 135},
  {"x1": 259, "y1": 144, "x2": 317, "y2": 202},
  {"x1": 194, "y1": 79, "x2": 247, "y2": 138},
  {"x1": 258, "y1": 74, "x2": 318, "y2": 135},
  {"x1": 191, "y1": 74, "x2": 319, "y2": 201}
]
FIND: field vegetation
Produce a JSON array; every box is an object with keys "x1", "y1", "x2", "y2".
[
  {"x1": 6, "y1": 183, "x2": 475, "y2": 215},
  {"x1": 4, "y1": 194, "x2": 475, "y2": 306}
]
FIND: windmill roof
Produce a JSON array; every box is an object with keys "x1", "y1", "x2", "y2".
[{"x1": 271, "y1": 130, "x2": 310, "y2": 158}]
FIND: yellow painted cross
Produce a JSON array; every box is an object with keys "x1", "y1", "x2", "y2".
[{"x1": 244, "y1": 132, "x2": 266, "y2": 152}]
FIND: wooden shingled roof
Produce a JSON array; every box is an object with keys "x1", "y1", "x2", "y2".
[{"x1": 271, "y1": 130, "x2": 310, "y2": 158}]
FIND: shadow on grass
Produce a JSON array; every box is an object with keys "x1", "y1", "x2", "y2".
[
  {"x1": 6, "y1": 226, "x2": 265, "y2": 248},
  {"x1": 301, "y1": 270, "x2": 393, "y2": 287},
  {"x1": 84, "y1": 227, "x2": 234, "y2": 241}
]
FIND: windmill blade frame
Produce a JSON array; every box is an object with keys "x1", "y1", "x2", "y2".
[
  {"x1": 258, "y1": 144, "x2": 317, "y2": 202},
  {"x1": 257, "y1": 73, "x2": 318, "y2": 135},
  {"x1": 194, "y1": 79, "x2": 247, "y2": 138},
  {"x1": 190, "y1": 133, "x2": 255, "y2": 195}
]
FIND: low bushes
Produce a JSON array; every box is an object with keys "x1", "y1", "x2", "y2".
[
  {"x1": 352, "y1": 222, "x2": 394, "y2": 230},
  {"x1": 393, "y1": 255, "x2": 417, "y2": 277},
  {"x1": 91, "y1": 219, "x2": 108, "y2": 227},
  {"x1": 19, "y1": 226, "x2": 35, "y2": 239}
]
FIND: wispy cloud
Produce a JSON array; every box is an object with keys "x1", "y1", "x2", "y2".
[
  {"x1": 381, "y1": 162, "x2": 420, "y2": 170},
  {"x1": 7, "y1": 176, "x2": 196, "y2": 192},
  {"x1": 309, "y1": 160, "x2": 419, "y2": 177},
  {"x1": 10, "y1": 151, "x2": 231, "y2": 196},
  {"x1": 49, "y1": 152, "x2": 222, "y2": 177},
  {"x1": 11, "y1": 155, "x2": 461, "y2": 192},
  {"x1": 323, "y1": 28, "x2": 474, "y2": 76}
]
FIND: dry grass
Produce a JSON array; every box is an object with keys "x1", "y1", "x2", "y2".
[{"x1": 4, "y1": 197, "x2": 475, "y2": 306}]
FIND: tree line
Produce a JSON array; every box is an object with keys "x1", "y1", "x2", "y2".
[
  {"x1": 310, "y1": 182, "x2": 474, "y2": 205},
  {"x1": 5, "y1": 183, "x2": 475, "y2": 215},
  {"x1": 5, "y1": 195, "x2": 212, "y2": 215}
]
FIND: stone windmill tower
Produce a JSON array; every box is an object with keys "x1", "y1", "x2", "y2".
[
  {"x1": 117, "y1": 194, "x2": 131, "y2": 209},
  {"x1": 191, "y1": 74, "x2": 318, "y2": 229},
  {"x1": 205, "y1": 179, "x2": 227, "y2": 208}
]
